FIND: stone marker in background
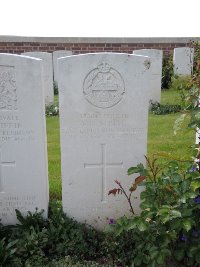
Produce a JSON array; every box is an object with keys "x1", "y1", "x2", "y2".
[
  {"x1": 53, "y1": 50, "x2": 72, "y2": 84},
  {"x1": 133, "y1": 49, "x2": 163, "y2": 103},
  {"x1": 0, "y1": 54, "x2": 49, "y2": 224},
  {"x1": 173, "y1": 47, "x2": 194, "y2": 76},
  {"x1": 58, "y1": 53, "x2": 151, "y2": 229},
  {"x1": 22, "y1": 52, "x2": 54, "y2": 105}
]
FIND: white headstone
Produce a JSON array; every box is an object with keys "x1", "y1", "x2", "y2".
[
  {"x1": 22, "y1": 52, "x2": 54, "y2": 105},
  {"x1": 196, "y1": 129, "x2": 200, "y2": 144},
  {"x1": 58, "y1": 53, "x2": 151, "y2": 229},
  {"x1": 53, "y1": 50, "x2": 72, "y2": 84},
  {"x1": 133, "y1": 49, "x2": 163, "y2": 103},
  {"x1": 0, "y1": 54, "x2": 49, "y2": 224},
  {"x1": 173, "y1": 47, "x2": 194, "y2": 76}
]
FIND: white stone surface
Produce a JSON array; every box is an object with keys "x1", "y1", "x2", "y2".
[
  {"x1": 173, "y1": 47, "x2": 194, "y2": 76},
  {"x1": 196, "y1": 129, "x2": 200, "y2": 144},
  {"x1": 53, "y1": 50, "x2": 72, "y2": 84},
  {"x1": 22, "y1": 52, "x2": 54, "y2": 104},
  {"x1": 0, "y1": 54, "x2": 49, "y2": 224},
  {"x1": 133, "y1": 49, "x2": 163, "y2": 103},
  {"x1": 58, "y1": 53, "x2": 151, "y2": 229}
]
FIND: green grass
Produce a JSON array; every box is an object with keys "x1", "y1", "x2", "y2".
[
  {"x1": 47, "y1": 90, "x2": 194, "y2": 200},
  {"x1": 148, "y1": 113, "x2": 193, "y2": 163},
  {"x1": 54, "y1": 94, "x2": 59, "y2": 106},
  {"x1": 160, "y1": 89, "x2": 183, "y2": 105},
  {"x1": 46, "y1": 116, "x2": 61, "y2": 199}
]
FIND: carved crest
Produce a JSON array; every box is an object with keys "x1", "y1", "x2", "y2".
[
  {"x1": 83, "y1": 62, "x2": 125, "y2": 108},
  {"x1": 0, "y1": 71, "x2": 17, "y2": 110}
]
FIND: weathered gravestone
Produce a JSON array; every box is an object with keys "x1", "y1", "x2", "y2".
[
  {"x1": 58, "y1": 53, "x2": 151, "y2": 229},
  {"x1": 173, "y1": 47, "x2": 194, "y2": 76},
  {"x1": 133, "y1": 49, "x2": 163, "y2": 103},
  {"x1": 0, "y1": 54, "x2": 49, "y2": 224},
  {"x1": 22, "y1": 52, "x2": 54, "y2": 105},
  {"x1": 53, "y1": 50, "x2": 72, "y2": 84}
]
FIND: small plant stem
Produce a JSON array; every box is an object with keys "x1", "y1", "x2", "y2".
[
  {"x1": 145, "y1": 156, "x2": 157, "y2": 181},
  {"x1": 117, "y1": 183, "x2": 135, "y2": 215}
]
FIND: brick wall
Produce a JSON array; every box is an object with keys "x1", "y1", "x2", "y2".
[{"x1": 0, "y1": 37, "x2": 199, "y2": 56}]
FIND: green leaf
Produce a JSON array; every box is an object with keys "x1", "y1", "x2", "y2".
[
  {"x1": 104, "y1": 224, "x2": 116, "y2": 233},
  {"x1": 138, "y1": 220, "x2": 148, "y2": 231},
  {"x1": 134, "y1": 255, "x2": 142, "y2": 266},
  {"x1": 126, "y1": 219, "x2": 138, "y2": 231},
  {"x1": 170, "y1": 210, "x2": 182, "y2": 218},
  {"x1": 127, "y1": 163, "x2": 148, "y2": 176},
  {"x1": 160, "y1": 214, "x2": 171, "y2": 223},
  {"x1": 157, "y1": 252, "x2": 165, "y2": 265},
  {"x1": 171, "y1": 173, "x2": 182, "y2": 182},
  {"x1": 186, "y1": 192, "x2": 197, "y2": 198},
  {"x1": 174, "y1": 114, "x2": 186, "y2": 134},
  {"x1": 182, "y1": 218, "x2": 192, "y2": 232},
  {"x1": 178, "y1": 196, "x2": 186, "y2": 203},
  {"x1": 191, "y1": 180, "x2": 200, "y2": 191},
  {"x1": 149, "y1": 260, "x2": 156, "y2": 267},
  {"x1": 127, "y1": 166, "x2": 140, "y2": 175},
  {"x1": 158, "y1": 207, "x2": 170, "y2": 215},
  {"x1": 195, "y1": 253, "x2": 200, "y2": 263},
  {"x1": 181, "y1": 209, "x2": 193, "y2": 217},
  {"x1": 143, "y1": 254, "x2": 150, "y2": 264},
  {"x1": 174, "y1": 249, "x2": 185, "y2": 261},
  {"x1": 115, "y1": 226, "x2": 124, "y2": 236},
  {"x1": 150, "y1": 248, "x2": 159, "y2": 259}
]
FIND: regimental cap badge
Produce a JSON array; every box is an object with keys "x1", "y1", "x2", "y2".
[{"x1": 83, "y1": 62, "x2": 125, "y2": 109}]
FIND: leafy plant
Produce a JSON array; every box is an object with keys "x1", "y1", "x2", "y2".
[
  {"x1": 150, "y1": 101, "x2": 182, "y2": 115},
  {"x1": 173, "y1": 42, "x2": 200, "y2": 168},
  {"x1": 54, "y1": 81, "x2": 59, "y2": 95},
  {"x1": 170, "y1": 75, "x2": 193, "y2": 107},
  {"x1": 162, "y1": 54, "x2": 174, "y2": 89},
  {"x1": 46, "y1": 103, "x2": 59, "y2": 116},
  {"x1": 107, "y1": 157, "x2": 200, "y2": 266},
  {"x1": 0, "y1": 238, "x2": 20, "y2": 267}
]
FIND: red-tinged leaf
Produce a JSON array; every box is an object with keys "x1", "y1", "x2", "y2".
[
  {"x1": 108, "y1": 188, "x2": 121, "y2": 196},
  {"x1": 117, "y1": 188, "x2": 122, "y2": 194},
  {"x1": 130, "y1": 184, "x2": 137, "y2": 192},
  {"x1": 135, "y1": 176, "x2": 146, "y2": 184}
]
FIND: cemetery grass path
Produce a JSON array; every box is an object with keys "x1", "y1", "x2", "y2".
[{"x1": 47, "y1": 90, "x2": 194, "y2": 200}]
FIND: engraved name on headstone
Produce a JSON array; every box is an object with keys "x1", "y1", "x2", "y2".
[{"x1": 58, "y1": 53, "x2": 151, "y2": 229}]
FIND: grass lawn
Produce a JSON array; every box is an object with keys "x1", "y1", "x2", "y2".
[{"x1": 47, "y1": 90, "x2": 194, "y2": 200}]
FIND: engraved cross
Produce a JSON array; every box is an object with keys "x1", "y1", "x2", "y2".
[
  {"x1": 0, "y1": 150, "x2": 16, "y2": 193},
  {"x1": 84, "y1": 144, "x2": 123, "y2": 202}
]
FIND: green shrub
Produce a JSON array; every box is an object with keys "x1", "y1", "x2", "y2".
[
  {"x1": 162, "y1": 55, "x2": 174, "y2": 89},
  {"x1": 0, "y1": 202, "x2": 116, "y2": 266},
  {"x1": 107, "y1": 159, "x2": 200, "y2": 267},
  {"x1": 25, "y1": 255, "x2": 113, "y2": 267},
  {"x1": 170, "y1": 76, "x2": 193, "y2": 108},
  {"x1": 46, "y1": 103, "x2": 59, "y2": 116},
  {"x1": 46, "y1": 201, "x2": 106, "y2": 261},
  {"x1": 0, "y1": 238, "x2": 21, "y2": 267},
  {"x1": 54, "y1": 81, "x2": 59, "y2": 95},
  {"x1": 150, "y1": 101, "x2": 182, "y2": 115},
  {"x1": 0, "y1": 164, "x2": 199, "y2": 266}
]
